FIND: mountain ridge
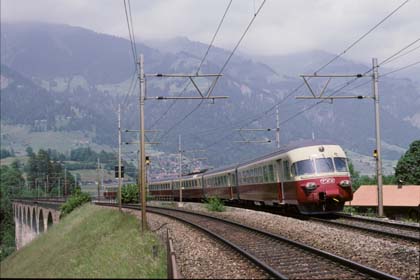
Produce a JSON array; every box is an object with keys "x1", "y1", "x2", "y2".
[{"x1": 1, "y1": 22, "x2": 419, "y2": 170}]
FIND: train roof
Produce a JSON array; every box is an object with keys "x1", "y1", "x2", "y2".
[
  {"x1": 150, "y1": 139, "x2": 339, "y2": 182},
  {"x1": 205, "y1": 139, "x2": 338, "y2": 173},
  {"x1": 238, "y1": 139, "x2": 337, "y2": 167}
]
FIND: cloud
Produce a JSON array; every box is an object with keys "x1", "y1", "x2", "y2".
[{"x1": 2, "y1": 0, "x2": 419, "y2": 65}]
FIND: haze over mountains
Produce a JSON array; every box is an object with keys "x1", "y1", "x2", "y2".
[{"x1": 1, "y1": 22, "x2": 419, "y2": 173}]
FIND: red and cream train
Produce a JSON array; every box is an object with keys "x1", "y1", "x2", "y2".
[{"x1": 149, "y1": 140, "x2": 353, "y2": 214}]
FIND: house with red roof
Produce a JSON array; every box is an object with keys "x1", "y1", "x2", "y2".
[{"x1": 346, "y1": 185, "x2": 420, "y2": 220}]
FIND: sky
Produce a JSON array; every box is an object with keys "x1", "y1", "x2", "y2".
[{"x1": 2, "y1": 0, "x2": 420, "y2": 66}]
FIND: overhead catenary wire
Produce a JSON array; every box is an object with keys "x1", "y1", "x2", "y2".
[
  {"x1": 380, "y1": 37, "x2": 420, "y2": 66},
  {"x1": 238, "y1": 0, "x2": 413, "y2": 124},
  {"x1": 313, "y1": 0, "x2": 411, "y2": 75},
  {"x1": 198, "y1": 0, "x2": 412, "y2": 151},
  {"x1": 381, "y1": 60, "x2": 420, "y2": 77},
  {"x1": 201, "y1": 0, "x2": 413, "y2": 144},
  {"x1": 157, "y1": 0, "x2": 267, "y2": 143},
  {"x1": 381, "y1": 44, "x2": 420, "y2": 66},
  {"x1": 197, "y1": 0, "x2": 234, "y2": 73},
  {"x1": 123, "y1": 0, "x2": 138, "y2": 68},
  {"x1": 121, "y1": 69, "x2": 139, "y2": 109},
  {"x1": 148, "y1": 0, "x2": 234, "y2": 134},
  {"x1": 324, "y1": 37, "x2": 420, "y2": 95}
]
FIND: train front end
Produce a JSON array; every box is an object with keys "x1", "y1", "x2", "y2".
[{"x1": 288, "y1": 144, "x2": 353, "y2": 214}]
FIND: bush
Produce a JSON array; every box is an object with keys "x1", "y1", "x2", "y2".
[
  {"x1": 343, "y1": 206, "x2": 356, "y2": 215},
  {"x1": 204, "y1": 197, "x2": 225, "y2": 212},
  {"x1": 60, "y1": 189, "x2": 91, "y2": 217},
  {"x1": 121, "y1": 184, "x2": 139, "y2": 204}
]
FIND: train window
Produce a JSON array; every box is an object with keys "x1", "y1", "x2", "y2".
[
  {"x1": 268, "y1": 165, "x2": 275, "y2": 182},
  {"x1": 263, "y1": 166, "x2": 269, "y2": 182},
  {"x1": 315, "y1": 158, "x2": 334, "y2": 173},
  {"x1": 283, "y1": 161, "x2": 291, "y2": 179},
  {"x1": 295, "y1": 160, "x2": 315, "y2": 176},
  {"x1": 334, "y1": 157, "x2": 348, "y2": 172},
  {"x1": 258, "y1": 167, "x2": 263, "y2": 183}
]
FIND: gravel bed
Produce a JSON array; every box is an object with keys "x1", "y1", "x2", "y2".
[
  {"x1": 149, "y1": 202, "x2": 419, "y2": 280},
  {"x1": 119, "y1": 207, "x2": 269, "y2": 279}
]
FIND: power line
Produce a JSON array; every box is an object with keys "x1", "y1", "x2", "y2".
[
  {"x1": 197, "y1": 0, "x2": 233, "y2": 73},
  {"x1": 218, "y1": 0, "x2": 266, "y2": 74},
  {"x1": 121, "y1": 69, "x2": 138, "y2": 109},
  {"x1": 230, "y1": 0, "x2": 412, "y2": 129},
  {"x1": 257, "y1": 0, "x2": 411, "y2": 113},
  {"x1": 318, "y1": 37, "x2": 420, "y2": 97},
  {"x1": 157, "y1": 0, "x2": 267, "y2": 143},
  {"x1": 198, "y1": 0, "x2": 411, "y2": 146},
  {"x1": 313, "y1": 0, "x2": 411, "y2": 75},
  {"x1": 148, "y1": 80, "x2": 191, "y2": 129},
  {"x1": 158, "y1": 100, "x2": 205, "y2": 141},
  {"x1": 380, "y1": 37, "x2": 420, "y2": 65},
  {"x1": 123, "y1": 0, "x2": 138, "y2": 68},
  {"x1": 382, "y1": 44, "x2": 420, "y2": 65},
  {"x1": 381, "y1": 60, "x2": 420, "y2": 77},
  {"x1": 149, "y1": 0, "x2": 234, "y2": 133}
]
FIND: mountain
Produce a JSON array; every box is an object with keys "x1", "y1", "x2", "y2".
[
  {"x1": 1, "y1": 22, "x2": 419, "y2": 174},
  {"x1": 1, "y1": 22, "x2": 159, "y2": 84},
  {"x1": 254, "y1": 50, "x2": 370, "y2": 78}
]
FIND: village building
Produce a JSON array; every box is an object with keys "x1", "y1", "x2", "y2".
[{"x1": 346, "y1": 185, "x2": 420, "y2": 221}]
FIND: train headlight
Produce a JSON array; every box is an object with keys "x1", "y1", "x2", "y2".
[
  {"x1": 304, "y1": 182, "x2": 317, "y2": 190},
  {"x1": 339, "y1": 180, "x2": 351, "y2": 188}
]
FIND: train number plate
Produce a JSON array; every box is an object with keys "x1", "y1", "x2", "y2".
[{"x1": 320, "y1": 178, "x2": 335, "y2": 184}]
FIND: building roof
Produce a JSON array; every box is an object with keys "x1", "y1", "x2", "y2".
[{"x1": 346, "y1": 185, "x2": 420, "y2": 207}]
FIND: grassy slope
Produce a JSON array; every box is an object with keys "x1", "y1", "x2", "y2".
[
  {"x1": 0, "y1": 123, "x2": 113, "y2": 156},
  {"x1": 0, "y1": 204, "x2": 166, "y2": 278}
]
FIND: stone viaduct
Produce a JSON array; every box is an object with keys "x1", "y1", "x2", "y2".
[{"x1": 12, "y1": 199, "x2": 62, "y2": 250}]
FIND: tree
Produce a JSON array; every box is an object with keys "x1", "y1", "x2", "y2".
[
  {"x1": 348, "y1": 160, "x2": 395, "y2": 191},
  {"x1": 0, "y1": 162, "x2": 25, "y2": 260},
  {"x1": 395, "y1": 140, "x2": 420, "y2": 184},
  {"x1": 26, "y1": 149, "x2": 76, "y2": 195},
  {"x1": 0, "y1": 149, "x2": 12, "y2": 159},
  {"x1": 25, "y1": 146, "x2": 34, "y2": 157}
]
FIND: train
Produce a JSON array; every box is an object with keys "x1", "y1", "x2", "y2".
[
  {"x1": 103, "y1": 186, "x2": 118, "y2": 200},
  {"x1": 148, "y1": 140, "x2": 353, "y2": 214}
]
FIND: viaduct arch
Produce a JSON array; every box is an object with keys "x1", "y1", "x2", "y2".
[{"x1": 12, "y1": 200, "x2": 61, "y2": 250}]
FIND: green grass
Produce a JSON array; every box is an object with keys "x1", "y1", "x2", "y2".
[{"x1": 0, "y1": 204, "x2": 166, "y2": 278}]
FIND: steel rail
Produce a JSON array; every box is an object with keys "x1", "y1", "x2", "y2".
[
  {"x1": 335, "y1": 213, "x2": 420, "y2": 230},
  {"x1": 311, "y1": 217, "x2": 419, "y2": 242},
  {"x1": 310, "y1": 215, "x2": 419, "y2": 243}
]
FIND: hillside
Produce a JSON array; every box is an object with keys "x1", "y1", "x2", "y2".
[
  {"x1": 1, "y1": 22, "x2": 419, "y2": 172},
  {"x1": 0, "y1": 204, "x2": 166, "y2": 278}
]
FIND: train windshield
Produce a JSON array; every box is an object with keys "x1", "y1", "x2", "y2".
[
  {"x1": 294, "y1": 160, "x2": 315, "y2": 176},
  {"x1": 293, "y1": 157, "x2": 349, "y2": 176},
  {"x1": 334, "y1": 157, "x2": 348, "y2": 172},
  {"x1": 315, "y1": 158, "x2": 334, "y2": 173}
]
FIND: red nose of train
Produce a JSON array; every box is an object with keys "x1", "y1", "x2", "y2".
[{"x1": 298, "y1": 176, "x2": 353, "y2": 213}]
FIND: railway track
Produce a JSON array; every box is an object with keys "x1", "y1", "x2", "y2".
[
  {"x1": 310, "y1": 213, "x2": 420, "y2": 243},
  {"x1": 225, "y1": 200, "x2": 419, "y2": 243},
  {"x1": 96, "y1": 202, "x2": 398, "y2": 279}
]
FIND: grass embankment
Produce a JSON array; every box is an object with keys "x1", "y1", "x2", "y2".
[{"x1": 0, "y1": 204, "x2": 166, "y2": 278}]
